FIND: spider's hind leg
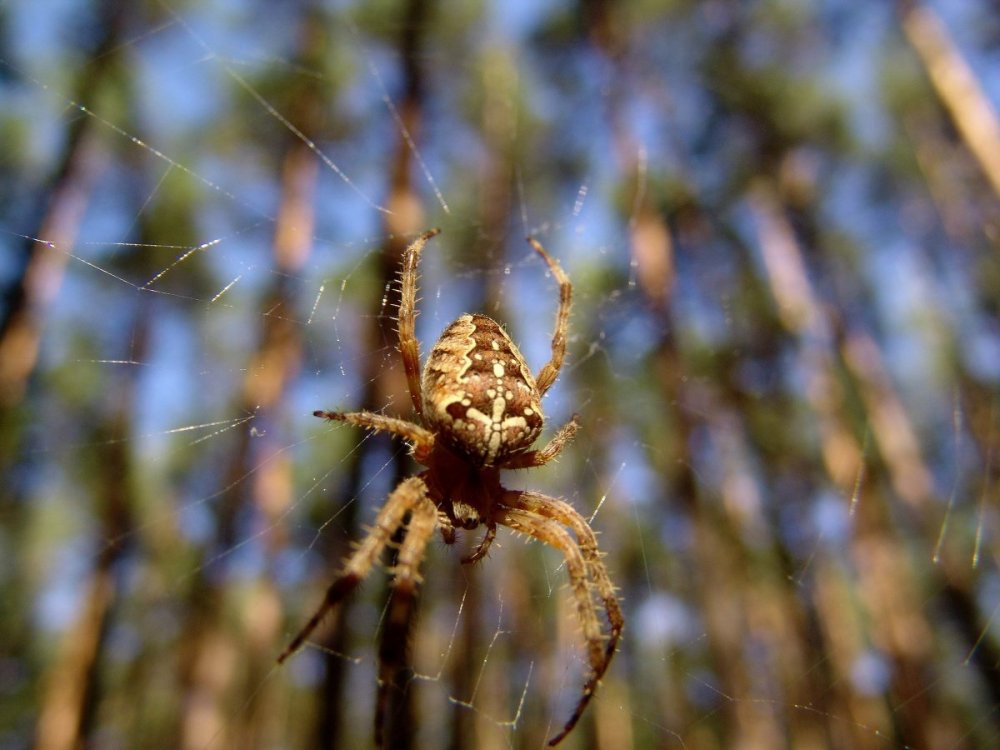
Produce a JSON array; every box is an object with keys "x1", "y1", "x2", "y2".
[
  {"x1": 397, "y1": 227, "x2": 442, "y2": 417},
  {"x1": 526, "y1": 237, "x2": 572, "y2": 397}
]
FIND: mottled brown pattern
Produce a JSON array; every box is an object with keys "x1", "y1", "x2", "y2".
[
  {"x1": 289, "y1": 230, "x2": 621, "y2": 748},
  {"x1": 422, "y1": 313, "x2": 544, "y2": 465}
]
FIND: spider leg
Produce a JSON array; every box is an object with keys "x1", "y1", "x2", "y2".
[
  {"x1": 502, "y1": 490, "x2": 625, "y2": 747},
  {"x1": 501, "y1": 416, "x2": 579, "y2": 470},
  {"x1": 502, "y1": 491, "x2": 623, "y2": 648},
  {"x1": 398, "y1": 227, "x2": 441, "y2": 417},
  {"x1": 314, "y1": 410, "x2": 435, "y2": 463},
  {"x1": 460, "y1": 522, "x2": 496, "y2": 564},
  {"x1": 527, "y1": 237, "x2": 572, "y2": 397},
  {"x1": 495, "y1": 504, "x2": 614, "y2": 747},
  {"x1": 375, "y1": 496, "x2": 438, "y2": 747},
  {"x1": 277, "y1": 476, "x2": 431, "y2": 664}
]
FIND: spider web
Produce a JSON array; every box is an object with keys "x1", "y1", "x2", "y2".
[{"x1": 3, "y1": 1, "x2": 1000, "y2": 748}]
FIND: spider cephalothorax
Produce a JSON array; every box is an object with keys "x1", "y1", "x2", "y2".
[{"x1": 279, "y1": 229, "x2": 623, "y2": 747}]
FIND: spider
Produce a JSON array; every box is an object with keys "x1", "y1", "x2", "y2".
[{"x1": 279, "y1": 228, "x2": 623, "y2": 747}]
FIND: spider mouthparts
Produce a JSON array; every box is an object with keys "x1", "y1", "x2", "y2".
[{"x1": 451, "y1": 500, "x2": 481, "y2": 529}]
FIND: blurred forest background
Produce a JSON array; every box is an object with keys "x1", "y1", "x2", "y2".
[{"x1": 2, "y1": 0, "x2": 1000, "y2": 748}]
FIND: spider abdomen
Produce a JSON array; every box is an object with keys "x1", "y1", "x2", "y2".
[{"x1": 422, "y1": 313, "x2": 544, "y2": 465}]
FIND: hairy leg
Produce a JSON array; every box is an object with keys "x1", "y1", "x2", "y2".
[
  {"x1": 495, "y1": 506, "x2": 608, "y2": 747},
  {"x1": 398, "y1": 227, "x2": 441, "y2": 417},
  {"x1": 502, "y1": 490, "x2": 624, "y2": 658},
  {"x1": 527, "y1": 237, "x2": 572, "y2": 397},
  {"x1": 277, "y1": 476, "x2": 430, "y2": 664},
  {"x1": 314, "y1": 410, "x2": 435, "y2": 462},
  {"x1": 375, "y1": 496, "x2": 438, "y2": 747},
  {"x1": 501, "y1": 416, "x2": 579, "y2": 469}
]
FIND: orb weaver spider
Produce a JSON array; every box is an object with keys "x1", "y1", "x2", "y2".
[{"x1": 280, "y1": 229, "x2": 623, "y2": 746}]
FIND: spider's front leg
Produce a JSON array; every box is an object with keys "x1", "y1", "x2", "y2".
[
  {"x1": 277, "y1": 476, "x2": 431, "y2": 664},
  {"x1": 494, "y1": 492, "x2": 623, "y2": 747},
  {"x1": 375, "y1": 496, "x2": 438, "y2": 747}
]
